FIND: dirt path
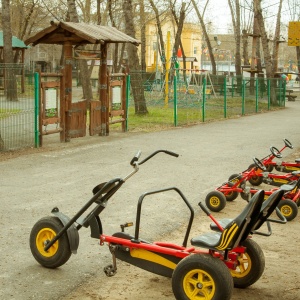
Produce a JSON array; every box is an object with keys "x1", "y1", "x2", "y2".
[{"x1": 1, "y1": 101, "x2": 300, "y2": 300}]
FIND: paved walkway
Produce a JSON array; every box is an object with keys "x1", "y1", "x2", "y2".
[{"x1": 1, "y1": 100, "x2": 300, "y2": 300}]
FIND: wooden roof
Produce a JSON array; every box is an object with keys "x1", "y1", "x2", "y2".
[{"x1": 25, "y1": 21, "x2": 140, "y2": 46}]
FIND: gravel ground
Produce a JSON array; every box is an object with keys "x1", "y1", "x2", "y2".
[{"x1": 1, "y1": 100, "x2": 300, "y2": 300}]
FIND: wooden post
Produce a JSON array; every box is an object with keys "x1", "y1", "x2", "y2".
[
  {"x1": 99, "y1": 43, "x2": 108, "y2": 136},
  {"x1": 64, "y1": 41, "x2": 73, "y2": 142}
]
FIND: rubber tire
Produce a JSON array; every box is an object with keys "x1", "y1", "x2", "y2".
[
  {"x1": 248, "y1": 175, "x2": 264, "y2": 186},
  {"x1": 172, "y1": 254, "x2": 233, "y2": 300},
  {"x1": 231, "y1": 238, "x2": 265, "y2": 289},
  {"x1": 265, "y1": 164, "x2": 274, "y2": 172},
  {"x1": 224, "y1": 190, "x2": 239, "y2": 202},
  {"x1": 205, "y1": 191, "x2": 227, "y2": 212},
  {"x1": 276, "y1": 200, "x2": 298, "y2": 221},
  {"x1": 30, "y1": 216, "x2": 72, "y2": 268},
  {"x1": 226, "y1": 174, "x2": 244, "y2": 201}
]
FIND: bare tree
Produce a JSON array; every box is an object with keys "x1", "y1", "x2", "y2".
[
  {"x1": 1, "y1": 0, "x2": 18, "y2": 101},
  {"x1": 148, "y1": 0, "x2": 167, "y2": 73},
  {"x1": 253, "y1": 0, "x2": 283, "y2": 104},
  {"x1": 66, "y1": 0, "x2": 93, "y2": 101},
  {"x1": 228, "y1": 0, "x2": 242, "y2": 77},
  {"x1": 123, "y1": 0, "x2": 148, "y2": 114},
  {"x1": 191, "y1": 0, "x2": 217, "y2": 74}
]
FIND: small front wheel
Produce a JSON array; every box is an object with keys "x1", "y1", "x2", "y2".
[
  {"x1": 172, "y1": 254, "x2": 233, "y2": 300},
  {"x1": 205, "y1": 190, "x2": 227, "y2": 212},
  {"x1": 29, "y1": 216, "x2": 72, "y2": 268},
  {"x1": 276, "y1": 200, "x2": 298, "y2": 221}
]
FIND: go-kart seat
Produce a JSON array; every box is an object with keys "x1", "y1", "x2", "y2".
[
  {"x1": 191, "y1": 190, "x2": 264, "y2": 251},
  {"x1": 210, "y1": 189, "x2": 284, "y2": 236}
]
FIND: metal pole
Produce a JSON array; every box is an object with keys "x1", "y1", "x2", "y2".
[
  {"x1": 267, "y1": 79, "x2": 271, "y2": 110},
  {"x1": 242, "y1": 79, "x2": 245, "y2": 115},
  {"x1": 174, "y1": 75, "x2": 178, "y2": 126},
  {"x1": 202, "y1": 77, "x2": 206, "y2": 122},
  {"x1": 34, "y1": 72, "x2": 39, "y2": 148},
  {"x1": 224, "y1": 76, "x2": 227, "y2": 118},
  {"x1": 125, "y1": 75, "x2": 130, "y2": 131},
  {"x1": 255, "y1": 78, "x2": 258, "y2": 112}
]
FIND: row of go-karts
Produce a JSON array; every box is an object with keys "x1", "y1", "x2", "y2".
[
  {"x1": 205, "y1": 138, "x2": 300, "y2": 221},
  {"x1": 29, "y1": 145, "x2": 294, "y2": 300}
]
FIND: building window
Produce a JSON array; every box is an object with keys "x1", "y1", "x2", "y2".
[{"x1": 194, "y1": 47, "x2": 198, "y2": 55}]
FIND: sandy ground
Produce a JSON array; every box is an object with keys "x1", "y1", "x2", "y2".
[{"x1": 1, "y1": 100, "x2": 300, "y2": 300}]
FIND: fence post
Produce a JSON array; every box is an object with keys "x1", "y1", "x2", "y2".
[
  {"x1": 255, "y1": 78, "x2": 258, "y2": 112},
  {"x1": 242, "y1": 79, "x2": 245, "y2": 115},
  {"x1": 202, "y1": 77, "x2": 206, "y2": 122},
  {"x1": 267, "y1": 79, "x2": 271, "y2": 110},
  {"x1": 34, "y1": 72, "x2": 39, "y2": 148},
  {"x1": 224, "y1": 76, "x2": 227, "y2": 118},
  {"x1": 174, "y1": 75, "x2": 178, "y2": 126},
  {"x1": 125, "y1": 74, "x2": 130, "y2": 131}
]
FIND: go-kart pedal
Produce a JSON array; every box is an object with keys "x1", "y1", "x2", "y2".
[
  {"x1": 210, "y1": 189, "x2": 285, "y2": 235},
  {"x1": 191, "y1": 191, "x2": 264, "y2": 251}
]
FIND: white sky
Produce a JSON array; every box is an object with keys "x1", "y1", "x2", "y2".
[{"x1": 192, "y1": 0, "x2": 296, "y2": 35}]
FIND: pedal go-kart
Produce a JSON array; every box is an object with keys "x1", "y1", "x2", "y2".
[
  {"x1": 205, "y1": 157, "x2": 268, "y2": 212},
  {"x1": 240, "y1": 177, "x2": 300, "y2": 221},
  {"x1": 253, "y1": 138, "x2": 300, "y2": 173},
  {"x1": 30, "y1": 150, "x2": 285, "y2": 300}
]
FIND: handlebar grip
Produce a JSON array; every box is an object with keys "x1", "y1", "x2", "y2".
[
  {"x1": 198, "y1": 202, "x2": 211, "y2": 216},
  {"x1": 163, "y1": 150, "x2": 179, "y2": 158},
  {"x1": 130, "y1": 150, "x2": 141, "y2": 166}
]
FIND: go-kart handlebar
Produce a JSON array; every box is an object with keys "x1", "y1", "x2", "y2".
[
  {"x1": 130, "y1": 150, "x2": 179, "y2": 166},
  {"x1": 253, "y1": 157, "x2": 267, "y2": 171},
  {"x1": 270, "y1": 146, "x2": 282, "y2": 159},
  {"x1": 283, "y1": 138, "x2": 293, "y2": 149}
]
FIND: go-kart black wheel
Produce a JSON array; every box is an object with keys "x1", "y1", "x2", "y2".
[
  {"x1": 270, "y1": 146, "x2": 282, "y2": 158},
  {"x1": 29, "y1": 216, "x2": 72, "y2": 268},
  {"x1": 265, "y1": 164, "x2": 274, "y2": 172},
  {"x1": 224, "y1": 190, "x2": 239, "y2": 202},
  {"x1": 276, "y1": 200, "x2": 298, "y2": 221},
  {"x1": 228, "y1": 174, "x2": 246, "y2": 188},
  {"x1": 231, "y1": 238, "x2": 265, "y2": 289},
  {"x1": 240, "y1": 191, "x2": 252, "y2": 201},
  {"x1": 205, "y1": 191, "x2": 227, "y2": 212},
  {"x1": 172, "y1": 254, "x2": 233, "y2": 300},
  {"x1": 284, "y1": 138, "x2": 293, "y2": 149},
  {"x1": 248, "y1": 175, "x2": 263, "y2": 186}
]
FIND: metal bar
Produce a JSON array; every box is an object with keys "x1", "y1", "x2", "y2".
[{"x1": 34, "y1": 72, "x2": 39, "y2": 148}]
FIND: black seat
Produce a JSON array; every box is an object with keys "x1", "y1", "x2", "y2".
[
  {"x1": 191, "y1": 190, "x2": 264, "y2": 251},
  {"x1": 210, "y1": 189, "x2": 284, "y2": 236}
]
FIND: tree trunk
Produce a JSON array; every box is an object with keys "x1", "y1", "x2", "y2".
[
  {"x1": 66, "y1": 0, "x2": 93, "y2": 101},
  {"x1": 123, "y1": 0, "x2": 148, "y2": 115},
  {"x1": 149, "y1": 0, "x2": 166, "y2": 73},
  {"x1": 1, "y1": 0, "x2": 18, "y2": 101},
  {"x1": 191, "y1": 0, "x2": 217, "y2": 74}
]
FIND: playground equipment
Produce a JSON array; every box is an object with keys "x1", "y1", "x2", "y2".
[{"x1": 29, "y1": 150, "x2": 285, "y2": 299}]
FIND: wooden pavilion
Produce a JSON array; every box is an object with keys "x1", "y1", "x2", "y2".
[{"x1": 25, "y1": 21, "x2": 140, "y2": 144}]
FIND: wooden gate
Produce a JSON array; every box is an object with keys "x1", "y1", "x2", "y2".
[
  {"x1": 89, "y1": 100, "x2": 102, "y2": 136},
  {"x1": 67, "y1": 100, "x2": 88, "y2": 139}
]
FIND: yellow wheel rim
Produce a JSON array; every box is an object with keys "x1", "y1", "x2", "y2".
[
  {"x1": 36, "y1": 228, "x2": 59, "y2": 257},
  {"x1": 183, "y1": 269, "x2": 216, "y2": 299},
  {"x1": 231, "y1": 252, "x2": 251, "y2": 278},
  {"x1": 280, "y1": 205, "x2": 292, "y2": 217},
  {"x1": 209, "y1": 196, "x2": 220, "y2": 208}
]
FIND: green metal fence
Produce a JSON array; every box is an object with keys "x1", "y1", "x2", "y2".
[
  {"x1": 0, "y1": 64, "x2": 37, "y2": 151},
  {"x1": 127, "y1": 71, "x2": 286, "y2": 130},
  {"x1": 0, "y1": 66, "x2": 287, "y2": 151}
]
